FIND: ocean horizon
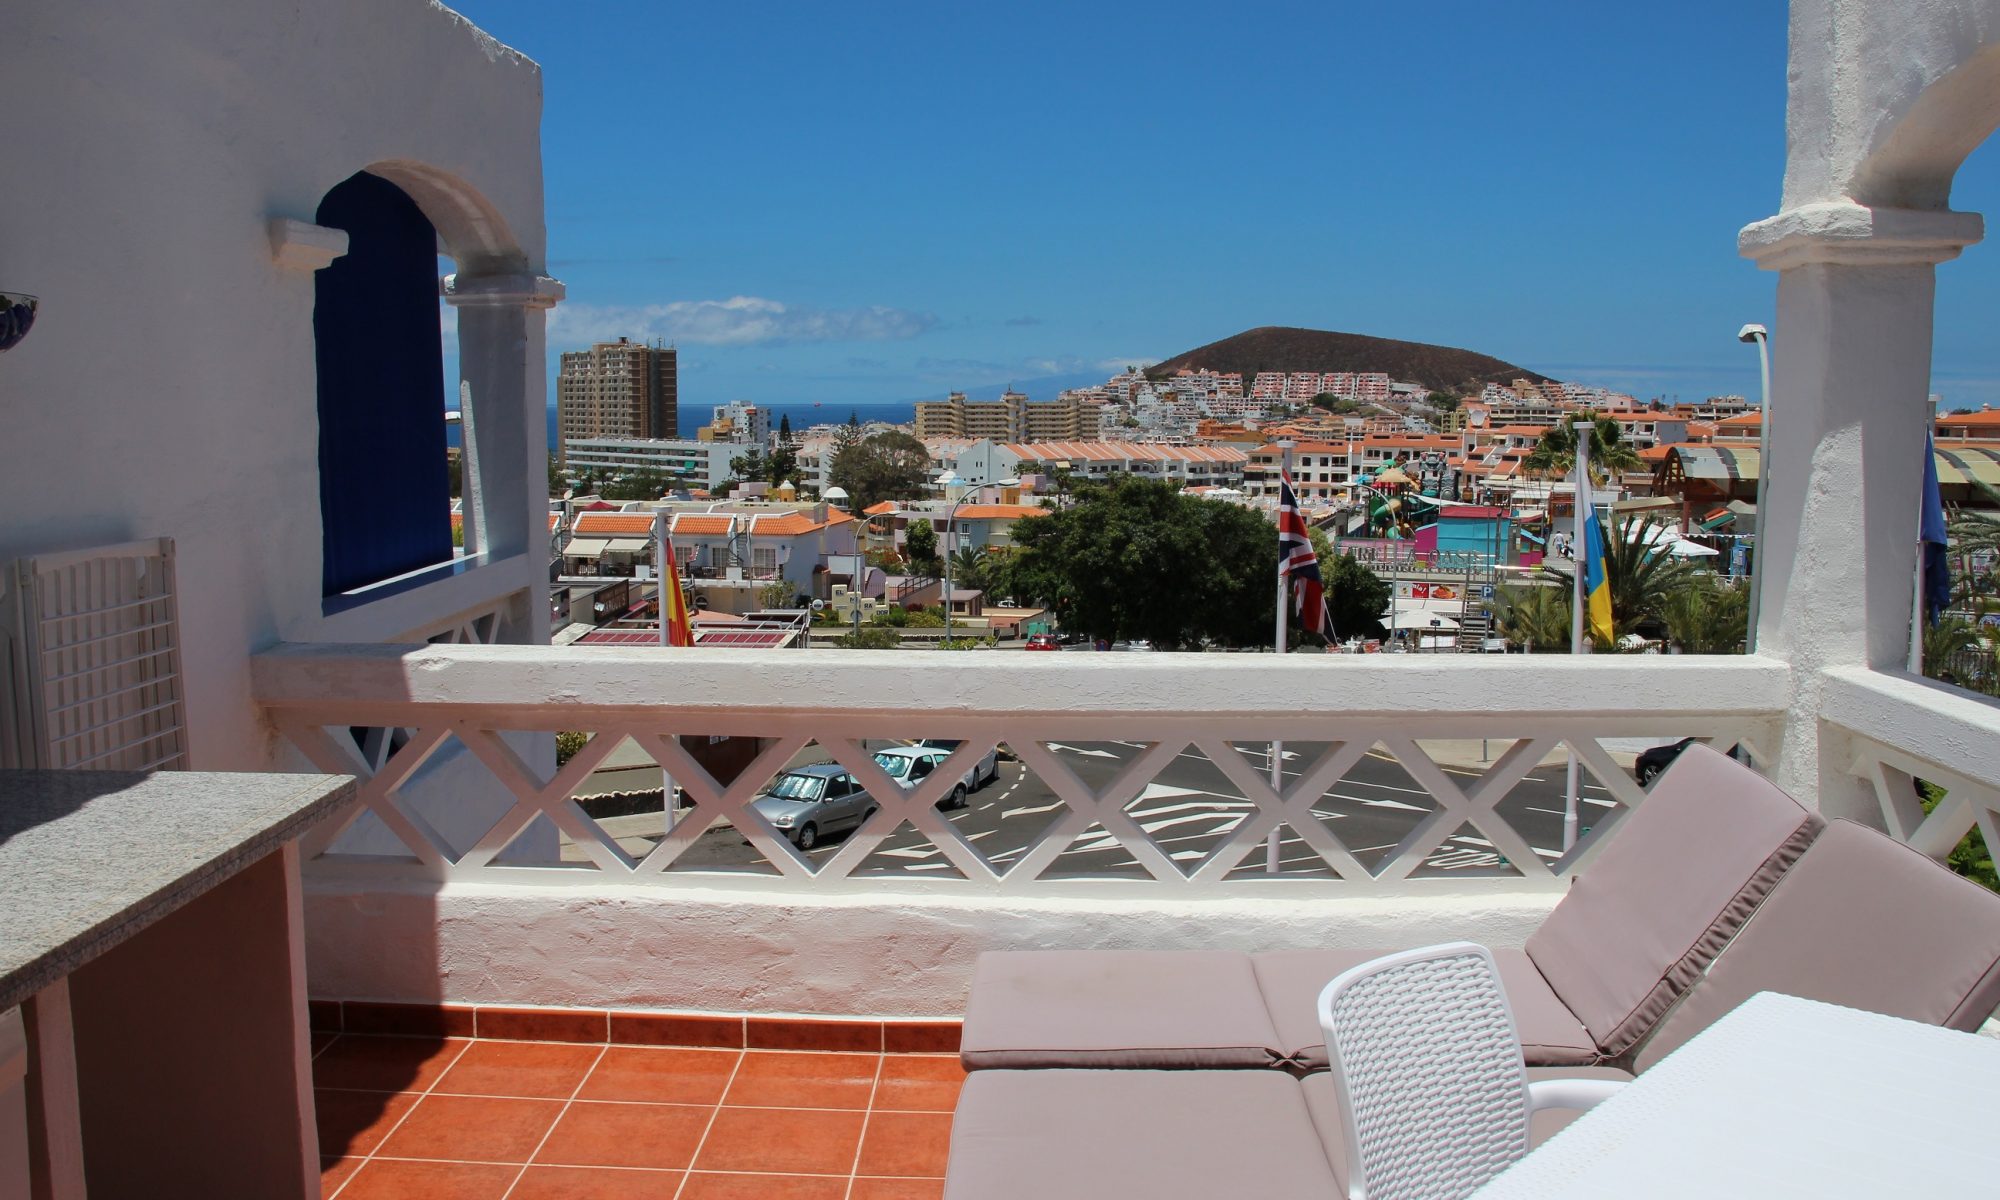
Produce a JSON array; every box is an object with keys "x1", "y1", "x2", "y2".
[{"x1": 447, "y1": 400, "x2": 919, "y2": 450}]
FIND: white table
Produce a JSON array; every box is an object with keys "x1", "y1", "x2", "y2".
[{"x1": 1473, "y1": 991, "x2": 2000, "y2": 1197}]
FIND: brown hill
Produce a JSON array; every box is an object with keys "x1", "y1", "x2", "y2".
[{"x1": 1147, "y1": 326, "x2": 1550, "y2": 395}]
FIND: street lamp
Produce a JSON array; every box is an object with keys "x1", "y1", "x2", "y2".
[
  {"x1": 1738, "y1": 323, "x2": 1771, "y2": 652},
  {"x1": 940, "y1": 473, "x2": 1021, "y2": 645}
]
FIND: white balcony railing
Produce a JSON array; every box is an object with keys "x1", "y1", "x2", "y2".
[{"x1": 252, "y1": 644, "x2": 1794, "y2": 896}]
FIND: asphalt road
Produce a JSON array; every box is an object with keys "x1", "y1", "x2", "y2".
[{"x1": 580, "y1": 739, "x2": 1623, "y2": 880}]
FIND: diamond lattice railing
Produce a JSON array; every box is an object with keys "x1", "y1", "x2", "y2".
[{"x1": 256, "y1": 643, "x2": 1794, "y2": 894}]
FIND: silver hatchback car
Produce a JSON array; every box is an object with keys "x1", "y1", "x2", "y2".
[{"x1": 747, "y1": 763, "x2": 875, "y2": 851}]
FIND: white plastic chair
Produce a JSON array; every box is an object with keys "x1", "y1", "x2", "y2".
[{"x1": 1317, "y1": 942, "x2": 1625, "y2": 1200}]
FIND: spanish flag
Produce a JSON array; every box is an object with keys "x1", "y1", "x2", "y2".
[
  {"x1": 657, "y1": 515, "x2": 695, "y2": 648},
  {"x1": 1578, "y1": 481, "x2": 1614, "y2": 646}
]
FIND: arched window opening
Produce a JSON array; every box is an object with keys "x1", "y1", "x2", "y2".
[{"x1": 314, "y1": 170, "x2": 453, "y2": 597}]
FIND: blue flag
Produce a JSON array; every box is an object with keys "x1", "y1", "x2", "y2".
[{"x1": 1922, "y1": 431, "x2": 1951, "y2": 625}]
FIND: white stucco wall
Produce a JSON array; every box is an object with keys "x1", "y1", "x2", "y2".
[
  {"x1": 1784, "y1": 0, "x2": 2000, "y2": 210},
  {"x1": 0, "y1": 2, "x2": 552, "y2": 768},
  {"x1": 303, "y1": 879, "x2": 1557, "y2": 1016}
]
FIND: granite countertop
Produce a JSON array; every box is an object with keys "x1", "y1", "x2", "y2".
[{"x1": 0, "y1": 770, "x2": 354, "y2": 1011}]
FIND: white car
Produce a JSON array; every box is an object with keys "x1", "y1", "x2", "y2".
[{"x1": 873, "y1": 741, "x2": 1000, "y2": 809}]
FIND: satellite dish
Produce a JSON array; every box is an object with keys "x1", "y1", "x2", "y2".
[{"x1": 810, "y1": 599, "x2": 827, "y2": 611}]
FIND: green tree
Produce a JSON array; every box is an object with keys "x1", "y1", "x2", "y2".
[
  {"x1": 1542, "y1": 516, "x2": 1693, "y2": 644},
  {"x1": 729, "y1": 448, "x2": 768, "y2": 483},
  {"x1": 765, "y1": 443, "x2": 799, "y2": 488},
  {"x1": 948, "y1": 545, "x2": 987, "y2": 594},
  {"x1": 1496, "y1": 584, "x2": 1572, "y2": 651},
  {"x1": 903, "y1": 519, "x2": 940, "y2": 576},
  {"x1": 1524, "y1": 415, "x2": 1644, "y2": 484},
  {"x1": 1660, "y1": 575, "x2": 1750, "y2": 653},
  {"x1": 757, "y1": 580, "x2": 794, "y2": 608},
  {"x1": 599, "y1": 470, "x2": 674, "y2": 502},
  {"x1": 835, "y1": 627, "x2": 901, "y2": 650},
  {"x1": 829, "y1": 429, "x2": 932, "y2": 512},
  {"x1": 548, "y1": 454, "x2": 568, "y2": 497},
  {"x1": 1322, "y1": 551, "x2": 1391, "y2": 642},
  {"x1": 1006, "y1": 478, "x2": 1278, "y2": 649},
  {"x1": 778, "y1": 413, "x2": 793, "y2": 443},
  {"x1": 1428, "y1": 391, "x2": 1463, "y2": 412}
]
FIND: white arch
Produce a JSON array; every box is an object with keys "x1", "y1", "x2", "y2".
[{"x1": 365, "y1": 158, "x2": 527, "y2": 274}]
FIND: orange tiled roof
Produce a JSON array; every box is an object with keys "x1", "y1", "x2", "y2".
[
  {"x1": 669, "y1": 514, "x2": 733, "y2": 535},
  {"x1": 864, "y1": 501, "x2": 898, "y2": 516},
  {"x1": 572, "y1": 512, "x2": 656, "y2": 536},
  {"x1": 1938, "y1": 410, "x2": 2000, "y2": 428}
]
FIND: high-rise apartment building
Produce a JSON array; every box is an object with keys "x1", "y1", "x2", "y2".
[{"x1": 555, "y1": 337, "x2": 678, "y2": 462}]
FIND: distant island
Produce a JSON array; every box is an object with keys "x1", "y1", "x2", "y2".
[{"x1": 1147, "y1": 326, "x2": 1548, "y2": 395}]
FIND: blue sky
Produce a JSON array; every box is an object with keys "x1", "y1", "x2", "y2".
[{"x1": 446, "y1": 1, "x2": 2000, "y2": 412}]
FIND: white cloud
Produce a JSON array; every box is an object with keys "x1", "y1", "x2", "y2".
[
  {"x1": 1096, "y1": 356, "x2": 1159, "y2": 372},
  {"x1": 544, "y1": 296, "x2": 936, "y2": 348}
]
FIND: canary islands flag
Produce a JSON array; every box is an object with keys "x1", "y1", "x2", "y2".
[{"x1": 1579, "y1": 493, "x2": 1613, "y2": 645}]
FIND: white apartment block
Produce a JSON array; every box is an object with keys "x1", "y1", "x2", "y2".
[
  {"x1": 702, "y1": 400, "x2": 770, "y2": 446},
  {"x1": 561, "y1": 438, "x2": 739, "y2": 490}
]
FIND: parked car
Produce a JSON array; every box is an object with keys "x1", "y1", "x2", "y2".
[
  {"x1": 1024, "y1": 633, "x2": 1061, "y2": 651},
  {"x1": 1634, "y1": 738, "x2": 1748, "y2": 786},
  {"x1": 876, "y1": 740, "x2": 1000, "y2": 808},
  {"x1": 748, "y1": 763, "x2": 875, "y2": 850}
]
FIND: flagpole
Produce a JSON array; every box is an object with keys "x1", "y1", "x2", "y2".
[
  {"x1": 1564, "y1": 428, "x2": 1591, "y2": 853},
  {"x1": 653, "y1": 510, "x2": 678, "y2": 835},
  {"x1": 1269, "y1": 440, "x2": 1294, "y2": 874}
]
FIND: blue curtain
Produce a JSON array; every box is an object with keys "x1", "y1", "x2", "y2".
[{"x1": 314, "y1": 171, "x2": 451, "y2": 596}]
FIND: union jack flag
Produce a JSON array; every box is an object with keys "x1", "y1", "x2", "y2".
[{"x1": 1278, "y1": 472, "x2": 1331, "y2": 637}]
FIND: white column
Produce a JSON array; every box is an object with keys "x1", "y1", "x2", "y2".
[
  {"x1": 443, "y1": 271, "x2": 564, "y2": 645},
  {"x1": 1739, "y1": 203, "x2": 1982, "y2": 818}
]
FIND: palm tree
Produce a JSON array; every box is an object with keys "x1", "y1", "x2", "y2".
[
  {"x1": 1523, "y1": 416, "x2": 1644, "y2": 485},
  {"x1": 1660, "y1": 575, "x2": 1750, "y2": 653},
  {"x1": 1542, "y1": 516, "x2": 1693, "y2": 645},
  {"x1": 1495, "y1": 584, "x2": 1571, "y2": 651},
  {"x1": 948, "y1": 545, "x2": 986, "y2": 593}
]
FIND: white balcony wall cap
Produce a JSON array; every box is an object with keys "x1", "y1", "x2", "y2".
[{"x1": 253, "y1": 642, "x2": 1790, "y2": 727}]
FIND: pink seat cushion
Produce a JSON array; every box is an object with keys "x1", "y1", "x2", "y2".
[
  {"x1": 1634, "y1": 819, "x2": 2000, "y2": 1071},
  {"x1": 1253, "y1": 947, "x2": 1599, "y2": 1068},
  {"x1": 1526, "y1": 744, "x2": 1819, "y2": 1057},
  {"x1": 961, "y1": 949, "x2": 1281, "y2": 1070},
  {"x1": 947, "y1": 1069, "x2": 1342, "y2": 1199}
]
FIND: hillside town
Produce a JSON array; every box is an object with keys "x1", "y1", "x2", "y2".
[{"x1": 537, "y1": 336, "x2": 2000, "y2": 665}]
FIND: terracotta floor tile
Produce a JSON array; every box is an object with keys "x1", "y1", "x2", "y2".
[
  {"x1": 320, "y1": 1156, "x2": 362, "y2": 1199},
  {"x1": 578, "y1": 1046, "x2": 740, "y2": 1105},
  {"x1": 851, "y1": 1179, "x2": 947, "y2": 1200},
  {"x1": 534, "y1": 1100, "x2": 713, "y2": 1170},
  {"x1": 507, "y1": 1165, "x2": 684, "y2": 1199},
  {"x1": 883, "y1": 1022, "x2": 961, "y2": 1054},
  {"x1": 678, "y1": 1173, "x2": 849, "y2": 1200},
  {"x1": 334, "y1": 1158, "x2": 518, "y2": 1200},
  {"x1": 722, "y1": 1050, "x2": 879, "y2": 1110},
  {"x1": 872, "y1": 1056, "x2": 965, "y2": 1112},
  {"x1": 313, "y1": 1035, "x2": 469, "y2": 1093},
  {"x1": 693, "y1": 1106, "x2": 867, "y2": 1176},
  {"x1": 433, "y1": 1039, "x2": 602, "y2": 1098},
  {"x1": 856, "y1": 1110, "x2": 954, "y2": 1178},
  {"x1": 316, "y1": 1089, "x2": 421, "y2": 1158},
  {"x1": 376, "y1": 1094, "x2": 563, "y2": 1163}
]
